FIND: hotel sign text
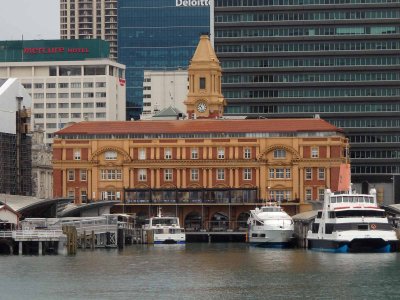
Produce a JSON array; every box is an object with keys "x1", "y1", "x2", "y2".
[{"x1": 23, "y1": 48, "x2": 90, "y2": 55}]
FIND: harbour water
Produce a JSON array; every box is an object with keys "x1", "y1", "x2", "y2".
[{"x1": 1, "y1": 243, "x2": 400, "y2": 300}]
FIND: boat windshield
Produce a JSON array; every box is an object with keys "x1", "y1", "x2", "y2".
[
  {"x1": 152, "y1": 218, "x2": 178, "y2": 226},
  {"x1": 262, "y1": 207, "x2": 281, "y2": 212},
  {"x1": 331, "y1": 195, "x2": 374, "y2": 204},
  {"x1": 335, "y1": 210, "x2": 385, "y2": 218}
]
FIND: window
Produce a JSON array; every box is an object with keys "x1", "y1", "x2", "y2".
[
  {"x1": 218, "y1": 148, "x2": 225, "y2": 159},
  {"x1": 74, "y1": 149, "x2": 81, "y2": 160},
  {"x1": 191, "y1": 148, "x2": 199, "y2": 159},
  {"x1": 47, "y1": 83, "x2": 56, "y2": 89},
  {"x1": 100, "y1": 169, "x2": 122, "y2": 180},
  {"x1": 96, "y1": 102, "x2": 106, "y2": 108},
  {"x1": 318, "y1": 168, "x2": 325, "y2": 180},
  {"x1": 217, "y1": 169, "x2": 225, "y2": 180},
  {"x1": 276, "y1": 168, "x2": 285, "y2": 179},
  {"x1": 67, "y1": 169, "x2": 75, "y2": 181},
  {"x1": 83, "y1": 82, "x2": 93, "y2": 88},
  {"x1": 96, "y1": 82, "x2": 106, "y2": 88},
  {"x1": 80, "y1": 170, "x2": 87, "y2": 181},
  {"x1": 306, "y1": 189, "x2": 312, "y2": 201},
  {"x1": 81, "y1": 190, "x2": 87, "y2": 202},
  {"x1": 101, "y1": 191, "x2": 115, "y2": 201},
  {"x1": 244, "y1": 168, "x2": 252, "y2": 180},
  {"x1": 305, "y1": 168, "x2": 312, "y2": 180},
  {"x1": 139, "y1": 148, "x2": 146, "y2": 160},
  {"x1": 311, "y1": 147, "x2": 319, "y2": 158},
  {"x1": 191, "y1": 169, "x2": 199, "y2": 181},
  {"x1": 34, "y1": 83, "x2": 44, "y2": 89},
  {"x1": 68, "y1": 189, "x2": 74, "y2": 199},
  {"x1": 164, "y1": 169, "x2": 173, "y2": 181},
  {"x1": 274, "y1": 149, "x2": 286, "y2": 159},
  {"x1": 200, "y1": 77, "x2": 206, "y2": 89},
  {"x1": 71, "y1": 82, "x2": 81, "y2": 88},
  {"x1": 59, "y1": 83, "x2": 69, "y2": 88},
  {"x1": 318, "y1": 189, "x2": 325, "y2": 201},
  {"x1": 105, "y1": 151, "x2": 117, "y2": 160},
  {"x1": 138, "y1": 169, "x2": 147, "y2": 181},
  {"x1": 269, "y1": 168, "x2": 274, "y2": 179},
  {"x1": 164, "y1": 148, "x2": 172, "y2": 159},
  {"x1": 244, "y1": 148, "x2": 251, "y2": 159}
]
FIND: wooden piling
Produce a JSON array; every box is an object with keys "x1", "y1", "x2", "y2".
[{"x1": 62, "y1": 225, "x2": 77, "y2": 255}]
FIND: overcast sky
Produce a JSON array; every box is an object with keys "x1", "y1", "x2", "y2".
[{"x1": 0, "y1": 0, "x2": 59, "y2": 40}]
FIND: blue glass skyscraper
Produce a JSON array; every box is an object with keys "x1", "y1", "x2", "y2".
[{"x1": 118, "y1": 0, "x2": 211, "y2": 120}]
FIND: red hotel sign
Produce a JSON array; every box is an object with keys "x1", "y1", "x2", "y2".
[{"x1": 23, "y1": 47, "x2": 90, "y2": 54}]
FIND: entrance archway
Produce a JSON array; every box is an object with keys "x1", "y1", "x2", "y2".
[
  {"x1": 210, "y1": 212, "x2": 228, "y2": 231},
  {"x1": 184, "y1": 211, "x2": 202, "y2": 231}
]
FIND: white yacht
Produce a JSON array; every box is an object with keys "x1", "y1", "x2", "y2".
[
  {"x1": 247, "y1": 203, "x2": 294, "y2": 247},
  {"x1": 307, "y1": 188, "x2": 398, "y2": 253},
  {"x1": 143, "y1": 208, "x2": 185, "y2": 244}
]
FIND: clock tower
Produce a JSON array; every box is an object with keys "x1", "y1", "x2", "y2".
[{"x1": 185, "y1": 34, "x2": 226, "y2": 119}]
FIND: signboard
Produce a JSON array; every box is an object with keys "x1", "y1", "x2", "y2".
[
  {"x1": 0, "y1": 39, "x2": 109, "y2": 62},
  {"x1": 176, "y1": 0, "x2": 210, "y2": 6}
]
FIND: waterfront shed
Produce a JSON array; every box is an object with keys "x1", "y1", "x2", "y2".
[{"x1": 0, "y1": 204, "x2": 20, "y2": 230}]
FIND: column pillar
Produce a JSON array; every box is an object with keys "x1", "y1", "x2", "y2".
[
  {"x1": 299, "y1": 167, "x2": 304, "y2": 203},
  {"x1": 19, "y1": 242, "x2": 23, "y2": 255},
  {"x1": 38, "y1": 241, "x2": 43, "y2": 255},
  {"x1": 208, "y1": 168, "x2": 213, "y2": 188},
  {"x1": 156, "y1": 169, "x2": 160, "y2": 188},
  {"x1": 229, "y1": 168, "x2": 234, "y2": 187},
  {"x1": 182, "y1": 169, "x2": 187, "y2": 188}
]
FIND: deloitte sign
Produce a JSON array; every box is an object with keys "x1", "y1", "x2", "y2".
[{"x1": 176, "y1": 0, "x2": 210, "y2": 6}]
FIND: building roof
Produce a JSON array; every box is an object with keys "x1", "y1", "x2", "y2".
[
  {"x1": 56, "y1": 118, "x2": 342, "y2": 136},
  {"x1": 0, "y1": 79, "x2": 6, "y2": 88},
  {"x1": 153, "y1": 106, "x2": 186, "y2": 118},
  {"x1": 191, "y1": 34, "x2": 219, "y2": 63}
]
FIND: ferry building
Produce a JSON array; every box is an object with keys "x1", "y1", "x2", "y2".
[{"x1": 52, "y1": 35, "x2": 349, "y2": 229}]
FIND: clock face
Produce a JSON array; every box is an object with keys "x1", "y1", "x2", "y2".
[{"x1": 197, "y1": 101, "x2": 207, "y2": 113}]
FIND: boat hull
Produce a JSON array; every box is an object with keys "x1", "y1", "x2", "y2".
[
  {"x1": 307, "y1": 238, "x2": 396, "y2": 253},
  {"x1": 248, "y1": 229, "x2": 294, "y2": 248}
]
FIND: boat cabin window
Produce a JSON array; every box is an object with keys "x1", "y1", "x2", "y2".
[
  {"x1": 329, "y1": 212, "x2": 336, "y2": 218},
  {"x1": 337, "y1": 196, "x2": 343, "y2": 203},
  {"x1": 317, "y1": 211, "x2": 322, "y2": 218},
  {"x1": 325, "y1": 224, "x2": 334, "y2": 234},
  {"x1": 335, "y1": 210, "x2": 385, "y2": 218},
  {"x1": 312, "y1": 223, "x2": 319, "y2": 233},
  {"x1": 262, "y1": 207, "x2": 281, "y2": 212},
  {"x1": 260, "y1": 234, "x2": 266, "y2": 237},
  {"x1": 330, "y1": 197, "x2": 337, "y2": 204},
  {"x1": 252, "y1": 233, "x2": 257, "y2": 237},
  {"x1": 152, "y1": 218, "x2": 178, "y2": 226}
]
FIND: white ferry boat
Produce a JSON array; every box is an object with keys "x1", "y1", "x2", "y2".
[
  {"x1": 307, "y1": 188, "x2": 398, "y2": 253},
  {"x1": 143, "y1": 208, "x2": 185, "y2": 244},
  {"x1": 247, "y1": 203, "x2": 294, "y2": 248}
]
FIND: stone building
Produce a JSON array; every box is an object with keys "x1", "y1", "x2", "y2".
[{"x1": 31, "y1": 129, "x2": 53, "y2": 199}]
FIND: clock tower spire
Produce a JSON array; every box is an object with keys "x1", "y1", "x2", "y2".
[{"x1": 185, "y1": 34, "x2": 226, "y2": 119}]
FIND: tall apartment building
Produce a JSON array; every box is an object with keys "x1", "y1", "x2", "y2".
[
  {"x1": 214, "y1": 0, "x2": 400, "y2": 203},
  {"x1": 118, "y1": 0, "x2": 212, "y2": 120},
  {"x1": 0, "y1": 39, "x2": 126, "y2": 145},
  {"x1": 60, "y1": 0, "x2": 118, "y2": 60}
]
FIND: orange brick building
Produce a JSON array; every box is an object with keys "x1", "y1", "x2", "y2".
[{"x1": 52, "y1": 118, "x2": 349, "y2": 229}]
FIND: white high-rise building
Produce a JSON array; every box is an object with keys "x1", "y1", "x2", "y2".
[
  {"x1": 141, "y1": 69, "x2": 188, "y2": 119},
  {"x1": 0, "y1": 39, "x2": 126, "y2": 145},
  {"x1": 60, "y1": 0, "x2": 118, "y2": 60}
]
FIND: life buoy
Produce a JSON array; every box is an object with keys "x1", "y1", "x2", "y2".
[{"x1": 370, "y1": 224, "x2": 377, "y2": 230}]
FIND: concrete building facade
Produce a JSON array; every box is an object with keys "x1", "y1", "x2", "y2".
[
  {"x1": 141, "y1": 69, "x2": 188, "y2": 119},
  {"x1": 0, "y1": 39, "x2": 126, "y2": 145}
]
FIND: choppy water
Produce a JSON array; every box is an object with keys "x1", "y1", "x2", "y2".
[{"x1": 0, "y1": 243, "x2": 399, "y2": 300}]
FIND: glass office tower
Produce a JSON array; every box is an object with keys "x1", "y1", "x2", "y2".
[
  {"x1": 118, "y1": 0, "x2": 211, "y2": 120},
  {"x1": 214, "y1": 0, "x2": 400, "y2": 203}
]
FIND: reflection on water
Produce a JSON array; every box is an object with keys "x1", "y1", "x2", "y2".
[{"x1": 0, "y1": 244, "x2": 400, "y2": 300}]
